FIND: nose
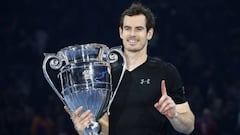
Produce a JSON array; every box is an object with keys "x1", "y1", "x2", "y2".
[{"x1": 130, "y1": 29, "x2": 136, "y2": 36}]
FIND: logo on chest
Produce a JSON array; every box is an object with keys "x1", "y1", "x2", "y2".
[{"x1": 140, "y1": 78, "x2": 151, "y2": 85}]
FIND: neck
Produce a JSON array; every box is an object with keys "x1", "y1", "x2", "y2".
[{"x1": 124, "y1": 50, "x2": 148, "y2": 71}]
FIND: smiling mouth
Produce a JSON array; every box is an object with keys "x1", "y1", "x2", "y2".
[{"x1": 127, "y1": 39, "x2": 138, "y2": 45}]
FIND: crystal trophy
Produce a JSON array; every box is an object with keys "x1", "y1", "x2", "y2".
[{"x1": 42, "y1": 43, "x2": 126, "y2": 135}]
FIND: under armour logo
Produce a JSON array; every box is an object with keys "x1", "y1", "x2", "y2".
[{"x1": 140, "y1": 79, "x2": 151, "y2": 85}]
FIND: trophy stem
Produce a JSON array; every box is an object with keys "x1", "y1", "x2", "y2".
[{"x1": 84, "y1": 118, "x2": 101, "y2": 135}]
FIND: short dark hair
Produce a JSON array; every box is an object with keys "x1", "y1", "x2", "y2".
[{"x1": 119, "y1": 2, "x2": 155, "y2": 32}]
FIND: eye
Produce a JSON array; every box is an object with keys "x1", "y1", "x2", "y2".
[
  {"x1": 123, "y1": 26, "x2": 131, "y2": 31},
  {"x1": 136, "y1": 27, "x2": 144, "y2": 31}
]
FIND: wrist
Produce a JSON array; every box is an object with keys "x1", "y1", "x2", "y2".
[{"x1": 173, "y1": 111, "x2": 178, "y2": 118}]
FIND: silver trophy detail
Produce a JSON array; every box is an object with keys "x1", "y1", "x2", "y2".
[{"x1": 42, "y1": 43, "x2": 126, "y2": 135}]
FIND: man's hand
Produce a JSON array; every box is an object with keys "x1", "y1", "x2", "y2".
[
  {"x1": 64, "y1": 106, "x2": 92, "y2": 134},
  {"x1": 154, "y1": 80, "x2": 177, "y2": 118}
]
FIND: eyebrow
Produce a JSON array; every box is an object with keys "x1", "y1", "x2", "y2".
[
  {"x1": 123, "y1": 25, "x2": 130, "y2": 28},
  {"x1": 135, "y1": 26, "x2": 145, "y2": 29},
  {"x1": 123, "y1": 25, "x2": 145, "y2": 29}
]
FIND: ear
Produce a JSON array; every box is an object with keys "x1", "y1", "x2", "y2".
[
  {"x1": 119, "y1": 27, "x2": 123, "y2": 39},
  {"x1": 147, "y1": 28, "x2": 154, "y2": 40}
]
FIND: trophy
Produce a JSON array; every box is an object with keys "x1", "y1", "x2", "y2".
[{"x1": 42, "y1": 43, "x2": 126, "y2": 135}]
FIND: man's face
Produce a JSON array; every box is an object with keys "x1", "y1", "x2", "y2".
[{"x1": 119, "y1": 14, "x2": 153, "y2": 53}]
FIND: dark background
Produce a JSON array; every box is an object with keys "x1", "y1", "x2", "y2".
[{"x1": 1, "y1": 0, "x2": 240, "y2": 135}]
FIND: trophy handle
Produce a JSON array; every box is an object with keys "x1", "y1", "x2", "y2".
[
  {"x1": 106, "y1": 46, "x2": 127, "y2": 115},
  {"x1": 42, "y1": 53, "x2": 67, "y2": 106}
]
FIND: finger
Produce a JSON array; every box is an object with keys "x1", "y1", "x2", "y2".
[
  {"x1": 161, "y1": 80, "x2": 167, "y2": 95},
  {"x1": 158, "y1": 95, "x2": 168, "y2": 105},
  {"x1": 82, "y1": 112, "x2": 93, "y2": 125},
  {"x1": 163, "y1": 104, "x2": 177, "y2": 118},
  {"x1": 64, "y1": 106, "x2": 72, "y2": 115},
  {"x1": 75, "y1": 106, "x2": 84, "y2": 115},
  {"x1": 154, "y1": 95, "x2": 168, "y2": 109},
  {"x1": 78, "y1": 110, "x2": 92, "y2": 121},
  {"x1": 71, "y1": 106, "x2": 84, "y2": 119},
  {"x1": 158, "y1": 97, "x2": 172, "y2": 112},
  {"x1": 161, "y1": 99, "x2": 175, "y2": 113},
  {"x1": 74, "y1": 113, "x2": 92, "y2": 132},
  {"x1": 79, "y1": 111, "x2": 93, "y2": 129}
]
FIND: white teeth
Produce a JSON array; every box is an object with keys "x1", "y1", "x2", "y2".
[{"x1": 129, "y1": 39, "x2": 137, "y2": 43}]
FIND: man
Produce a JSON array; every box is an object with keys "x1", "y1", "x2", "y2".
[{"x1": 65, "y1": 3, "x2": 195, "y2": 135}]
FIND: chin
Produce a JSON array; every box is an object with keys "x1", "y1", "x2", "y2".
[{"x1": 126, "y1": 47, "x2": 142, "y2": 52}]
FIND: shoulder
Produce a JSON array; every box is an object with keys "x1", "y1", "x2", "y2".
[
  {"x1": 147, "y1": 57, "x2": 164, "y2": 67},
  {"x1": 147, "y1": 57, "x2": 177, "y2": 70},
  {"x1": 147, "y1": 57, "x2": 182, "y2": 82}
]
